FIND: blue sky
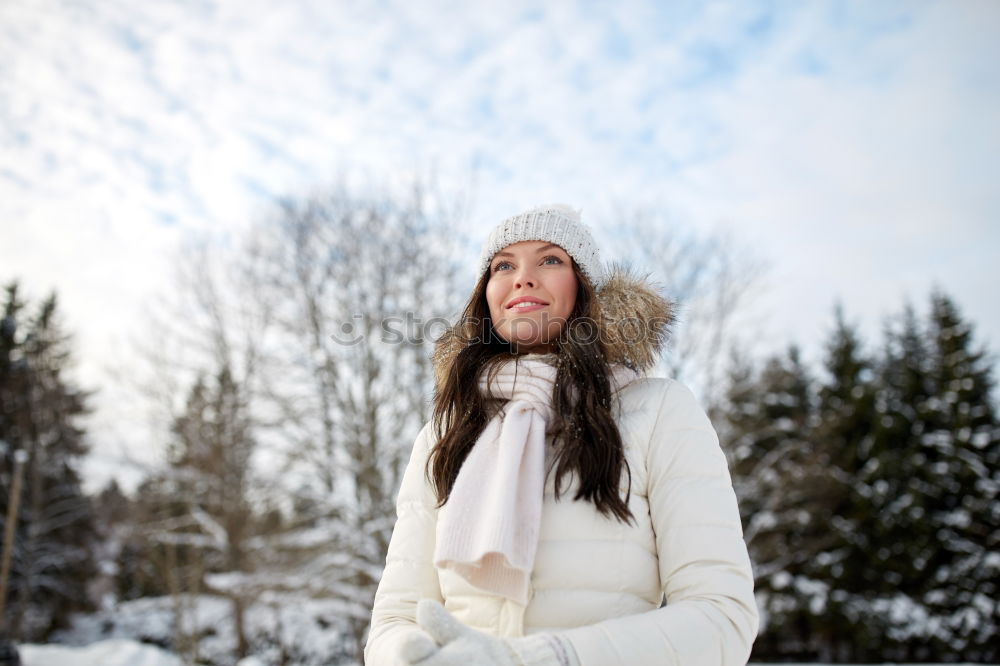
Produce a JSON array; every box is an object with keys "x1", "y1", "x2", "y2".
[{"x1": 1, "y1": 0, "x2": 999, "y2": 488}]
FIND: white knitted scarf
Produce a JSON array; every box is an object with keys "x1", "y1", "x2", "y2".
[{"x1": 433, "y1": 357, "x2": 638, "y2": 605}]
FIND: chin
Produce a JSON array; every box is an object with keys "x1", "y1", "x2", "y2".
[{"x1": 513, "y1": 340, "x2": 556, "y2": 354}]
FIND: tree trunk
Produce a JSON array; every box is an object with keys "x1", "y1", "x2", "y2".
[{"x1": 232, "y1": 595, "x2": 248, "y2": 659}]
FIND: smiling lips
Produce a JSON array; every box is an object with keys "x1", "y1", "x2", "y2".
[{"x1": 506, "y1": 296, "x2": 549, "y2": 312}]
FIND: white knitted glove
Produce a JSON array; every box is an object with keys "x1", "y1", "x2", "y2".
[{"x1": 398, "y1": 599, "x2": 579, "y2": 666}]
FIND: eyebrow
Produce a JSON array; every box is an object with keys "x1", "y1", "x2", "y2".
[{"x1": 493, "y1": 243, "x2": 562, "y2": 259}]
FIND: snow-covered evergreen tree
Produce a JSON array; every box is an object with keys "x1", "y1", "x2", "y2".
[
  {"x1": 828, "y1": 294, "x2": 999, "y2": 661},
  {"x1": 0, "y1": 282, "x2": 97, "y2": 640},
  {"x1": 723, "y1": 345, "x2": 828, "y2": 659},
  {"x1": 809, "y1": 306, "x2": 880, "y2": 661},
  {"x1": 725, "y1": 295, "x2": 999, "y2": 662},
  {"x1": 917, "y1": 291, "x2": 998, "y2": 659},
  {"x1": 130, "y1": 364, "x2": 259, "y2": 660}
]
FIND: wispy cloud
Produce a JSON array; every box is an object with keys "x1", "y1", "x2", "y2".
[{"x1": 2, "y1": 0, "x2": 998, "y2": 487}]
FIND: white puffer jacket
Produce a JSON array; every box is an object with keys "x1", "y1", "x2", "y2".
[{"x1": 365, "y1": 375, "x2": 759, "y2": 665}]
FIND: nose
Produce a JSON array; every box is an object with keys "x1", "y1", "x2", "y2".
[{"x1": 513, "y1": 264, "x2": 537, "y2": 289}]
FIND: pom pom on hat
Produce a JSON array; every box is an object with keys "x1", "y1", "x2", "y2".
[{"x1": 478, "y1": 204, "x2": 605, "y2": 288}]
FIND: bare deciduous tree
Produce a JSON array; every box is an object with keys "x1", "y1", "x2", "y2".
[
  {"x1": 244, "y1": 181, "x2": 468, "y2": 660},
  {"x1": 127, "y1": 179, "x2": 469, "y2": 663},
  {"x1": 600, "y1": 207, "x2": 767, "y2": 407},
  {"x1": 129, "y1": 236, "x2": 273, "y2": 661}
]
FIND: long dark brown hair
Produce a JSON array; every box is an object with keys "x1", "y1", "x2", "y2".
[{"x1": 428, "y1": 261, "x2": 634, "y2": 523}]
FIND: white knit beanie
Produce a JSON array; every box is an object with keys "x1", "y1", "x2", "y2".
[{"x1": 478, "y1": 204, "x2": 605, "y2": 288}]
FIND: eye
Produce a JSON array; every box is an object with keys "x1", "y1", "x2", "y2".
[
  {"x1": 492, "y1": 260, "x2": 513, "y2": 272},
  {"x1": 541, "y1": 255, "x2": 564, "y2": 265}
]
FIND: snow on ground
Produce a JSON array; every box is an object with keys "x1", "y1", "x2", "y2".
[
  {"x1": 19, "y1": 639, "x2": 181, "y2": 666},
  {"x1": 19, "y1": 638, "x2": 265, "y2": 666},
  {"x1": 48, "y1": 594, "x2": 356, "y2": 665},
  {"x1": 16, "y1": 639, "x2": 997, "y2": 666}
]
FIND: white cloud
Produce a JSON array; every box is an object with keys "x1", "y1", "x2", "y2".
[{"x1": 2, "y1": 0, "x2": 998, "y2": 489}]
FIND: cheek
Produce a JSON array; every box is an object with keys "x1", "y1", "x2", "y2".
[
  {"x1": 485, "y1": 279, "x2": 506, "y2": 320},
  {"x1": 553, "y1": 272, "x2": 578, "y2": 315}
]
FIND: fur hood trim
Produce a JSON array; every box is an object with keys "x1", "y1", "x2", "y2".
[{"x1": 432, "y1": 264, "x2": 675, "y2": 389}]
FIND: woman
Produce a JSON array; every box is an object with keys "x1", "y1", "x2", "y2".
[{"x1": 366, "y1": 204, "x2": 758, "y2": 666}]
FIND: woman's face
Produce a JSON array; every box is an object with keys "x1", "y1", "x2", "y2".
[{"x1": 486, "y1": 240, "x2": 578, "y2": 352}]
